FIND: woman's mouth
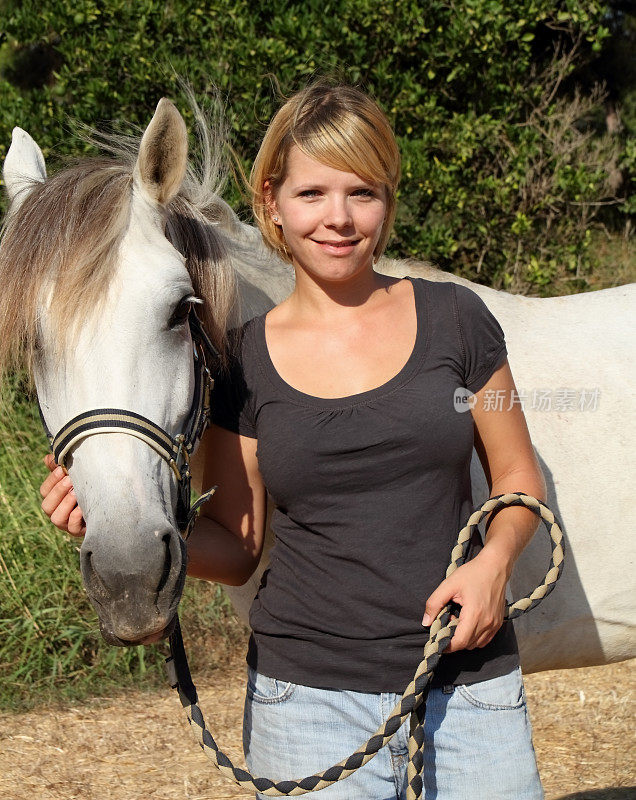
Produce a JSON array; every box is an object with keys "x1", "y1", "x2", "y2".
[{"x1": 312, "y1": 239, "x2": 360, "y2": 254}]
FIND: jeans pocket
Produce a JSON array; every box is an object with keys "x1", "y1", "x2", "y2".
[
  {"x1": 455, "y1": 666, "x2": 526, "y2": 710},
  {"x1": 246, "y1": 666, "x2": 296, "y2": 704}
]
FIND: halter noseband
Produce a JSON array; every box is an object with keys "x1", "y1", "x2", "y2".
[{"x1": 39, "y1": 309, "x2": 219, "y2": 537}]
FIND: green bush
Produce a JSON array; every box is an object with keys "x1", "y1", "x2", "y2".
[{"x1": 0, "y1": 0, "x2": 631, "y2": 293}]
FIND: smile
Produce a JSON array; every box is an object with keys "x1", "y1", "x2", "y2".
[
  {"x1": 312, "y1": 239, "x2": 360, "y2": 251},
  {"x1": 314, "y1": 239, "x2": 359, "y2": 245}
]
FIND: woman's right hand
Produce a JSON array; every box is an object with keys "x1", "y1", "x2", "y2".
[{"x1": 40, "y1": 453, "x2": 86, "y2": 537}]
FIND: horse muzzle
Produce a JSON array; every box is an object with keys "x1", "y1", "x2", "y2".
[
  {"x1": 99, "y1": 613, "x2": 178, "y2": 647},
  {"x1": 80, "y1": 527, "x2": 187, "y2": 646}
]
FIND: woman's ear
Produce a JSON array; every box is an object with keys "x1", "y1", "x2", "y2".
[{"x1": 263, "y1": 180, "x2": 281, "y2": 226}]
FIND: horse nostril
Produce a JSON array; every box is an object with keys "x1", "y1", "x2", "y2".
[
  {"x1": 80, "y1": 549, "x2": 109, "y2": 605},
  {"x1": 79, "y1": 528, "x2": 184, "y2": 610},
  {"x1": 155, "y1": 533, "x2": 173, "y2": 595}
]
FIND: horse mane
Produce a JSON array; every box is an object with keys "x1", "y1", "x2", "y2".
[{"x1": 0, "y1": 103, "x2": 241, "y2": 382}]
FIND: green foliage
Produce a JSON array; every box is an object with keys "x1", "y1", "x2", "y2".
[{"x1": 0, "y1": 0, "x2": 631, "y2": 293}]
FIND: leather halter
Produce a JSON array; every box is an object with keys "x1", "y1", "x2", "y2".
[{"x1": 39, "y1": 308, "x2": 219, "y2": 536}]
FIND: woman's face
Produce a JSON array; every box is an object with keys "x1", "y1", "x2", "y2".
[{"x1": 268, "y1": 146, "x2": 387, "y2": 283}]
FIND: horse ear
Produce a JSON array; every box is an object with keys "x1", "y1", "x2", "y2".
[
  {"x1": 134, "y1": 98, "x2": 188, "y2": 206},
  {"x1": 3, "y1": 127, "x2": 47, "y2": 210}
]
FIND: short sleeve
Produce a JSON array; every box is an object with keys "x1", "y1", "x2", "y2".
[
  {"x1": 209, "y1": 332, "x2": 258, "y2": 439},
  {"x1": 453, "y1": 284, "x2": 508, "y2": 393}
]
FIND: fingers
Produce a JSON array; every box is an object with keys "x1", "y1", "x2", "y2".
[
  {"x1": 49, "y1": 487, "x2": 80, "y2": 530},
  {"x1": 444, "y1": 608, "x2": 478, "y2": 652},
  {"x1": 422, "y1": 582, "x2": 454, "y2": 627},
  {"x1": 40, "y1": 462, "x2": 66, "y2": 498},
  {"x1": 67, "y1": 502, "x2": 87, "y2": 537},
  {"x1": 41, "y1": 472, "x2": 73, "y2": 516},
  {"x1": 40, "y1": 456, "x2": 86, "y2": 537},
  {"x1": 444, "y1": 607, "x2": 503, "y2": 653},
  {"x1": 424, "y1": 558, "x2": 508, "y2": 653},
  {"x1": 422, "y1": 590, "x2": 502, "y2": 652}
]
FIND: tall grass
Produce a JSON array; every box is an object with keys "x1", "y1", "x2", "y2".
[{"x1": 0, "y1": 374, "x2": 243, "y2": 711}]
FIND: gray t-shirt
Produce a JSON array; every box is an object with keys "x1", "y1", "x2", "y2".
[{"x1": 211, "y1": 276, "x2": 519, "y2": 692}]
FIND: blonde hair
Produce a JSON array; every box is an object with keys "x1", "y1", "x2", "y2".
[{"x1": 250, "y1": 83, "x2": 401, "y2": 262}]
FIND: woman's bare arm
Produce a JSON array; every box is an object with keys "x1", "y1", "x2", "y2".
[
  {"x1": 186, "y1": 423, "x2": 267, "y2": 586},
  {"x1": 470, "y1": 358, "x2": 547, "y2": 572},
  {"x1": 423, "y1": 358, "x2": 546, "y2": 651}
]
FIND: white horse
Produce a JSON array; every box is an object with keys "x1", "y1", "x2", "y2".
[{"x1": 1, "y1": 99, "x2": 634, "y2": 671}]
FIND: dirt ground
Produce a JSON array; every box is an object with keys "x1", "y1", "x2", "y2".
[{"x1": 0, "y1": 653, "x2": 633, "y2": 800}]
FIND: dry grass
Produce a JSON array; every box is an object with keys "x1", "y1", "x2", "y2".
[
  {"x1": 525, "y1": 660, "x2": 635, "y2": 799},
  {"x1": 0, "y1": 646, "x2": 252, "y2": 800},
  {"x1": 0, "y1": 650, "x2": 633, "y2": 800}
]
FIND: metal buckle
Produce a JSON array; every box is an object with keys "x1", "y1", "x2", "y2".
[{"x1": 177, "y1": 434, "x2": 190, "y2": 469}]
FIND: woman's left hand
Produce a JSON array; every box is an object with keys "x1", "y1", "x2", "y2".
[{"x1": 421, "y1": 548, "x2": 510, "y2": 652}]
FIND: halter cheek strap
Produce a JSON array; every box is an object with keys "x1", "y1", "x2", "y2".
[{"x1": 39, "y1": 309, "x2": 219, "y2": 537}]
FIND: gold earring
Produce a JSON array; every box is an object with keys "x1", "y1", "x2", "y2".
[{"x1": 272, "y1": 215, "x2": 279, "y2": 222}]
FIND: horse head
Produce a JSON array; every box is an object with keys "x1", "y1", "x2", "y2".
[{"x1": 1, "y1": 99, "x2": 237, "y2": 645}]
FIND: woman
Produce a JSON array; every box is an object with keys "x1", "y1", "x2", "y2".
[{"x1": 41, "y1": 84, "x2": 546, "y2": 799}]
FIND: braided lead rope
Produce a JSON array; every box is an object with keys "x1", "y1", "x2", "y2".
[
  {"x1": 404, "y1": 491, "x2": 566, "y2": 799},
  {"x1": 167, "y1": 492, "x2": 564, "y2": 799},
  {"x1": 452, "y1": 492, "x2": 566, "y2": 620}
]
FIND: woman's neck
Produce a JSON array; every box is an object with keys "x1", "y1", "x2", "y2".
[{"x1": 285, "y1": 264, "x2": 397, "y2": 326}]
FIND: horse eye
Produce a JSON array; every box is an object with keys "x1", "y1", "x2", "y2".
[{"x1": 168, "y1": 297, "x2": 192, "y2": 329}]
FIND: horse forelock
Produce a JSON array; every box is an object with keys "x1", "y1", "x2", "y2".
[
  {"x1": 0, "y1": 141, "x2": 240, "y2": 385},
  {"x1": 0, "y1": 160, "x2": 134, "y2": 382}
]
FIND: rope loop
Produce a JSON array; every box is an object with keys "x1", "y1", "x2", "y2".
[
  {"x1": 449, "y1": 491, "x2": 566, "y2": 619},
  {"x1": 166, "y1": 492, "x2": 565, "y2": 799}
]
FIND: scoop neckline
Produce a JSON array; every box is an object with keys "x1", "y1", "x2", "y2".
[{"x1": 253, "y1": 276, "x2": 429, "y2": 409}]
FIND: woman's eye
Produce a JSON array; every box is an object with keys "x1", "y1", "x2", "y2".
[
  {"x1": 168, "y1": 298, "x2": 192, "y2": 329},
  {"x1": 298, "y1": 189, "x2": 320, "y2": 198},
  {"x1": 353, "y1": 188, "x2": 376, "y2": 198}
]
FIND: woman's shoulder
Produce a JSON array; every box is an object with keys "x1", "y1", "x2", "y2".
[
  {"x1": 403, "y1": 274, "x2": 455, "y2": 313},
  {"x1": 404, "y1": 273, "x2": 452, "y2": 293},
  {"x1": 405, "y1": 276, "x2": 503, "y2": 343},
  {"x1": 406, "y1": 274, "x2": 491, "y2": 311},
  {"x1": 210, "y1": 314, "x2": 267, "y2": 437}
]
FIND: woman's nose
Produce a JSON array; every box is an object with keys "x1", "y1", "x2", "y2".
[{"x1": 324, "y1": 196, "x2": 352, "y2": 228}]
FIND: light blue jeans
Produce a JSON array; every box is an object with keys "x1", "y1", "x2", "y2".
[{"x1": 243, "y1": 665, "x2": 543, "y2": 799}]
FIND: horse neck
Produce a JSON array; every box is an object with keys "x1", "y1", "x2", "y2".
[{"x1": 221, "y1": 218, "x2": 295, "y2": 323}]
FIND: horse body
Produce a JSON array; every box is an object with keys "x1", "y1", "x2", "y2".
[{"x1": 1, "y1": 100, "x2": 634, "y2": 671}]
